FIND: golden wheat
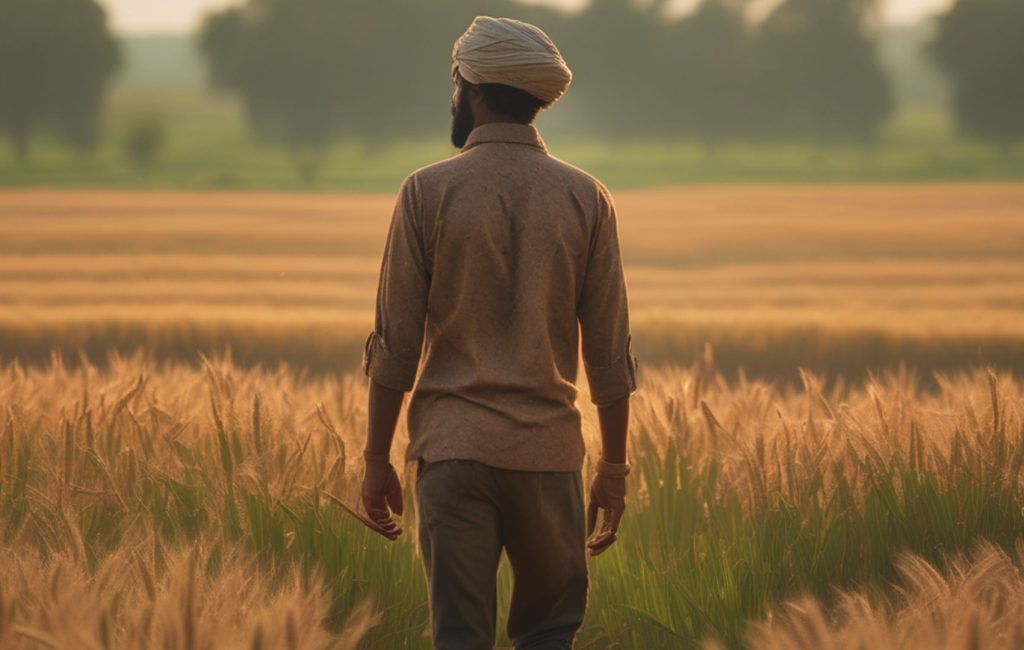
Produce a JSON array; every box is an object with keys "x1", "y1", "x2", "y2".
[
  {"x1": 2, "y1": 349, "x2": 1023, "y2": 646},
  {"x1": 0, "y1": 540, "x2": 378, "y2": 649},
  {"x1": 2, "y1": 185, "x2": 1024, "y2": 378},
  {"x1": 738, "y1": 541, "x2": 1024, "y2": 650}
]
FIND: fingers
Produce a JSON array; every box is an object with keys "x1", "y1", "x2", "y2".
[
  {"x1": 607, "y1": 502, "x2": 624, "y2": 534},
  {"x1": 587, "y1": 508, "x2": 619, "y2": 555},
  {"x1": 586, "y1": 497, "x2": 599, "y2": 537},
  {"x1": 586, "y1": 498, "x2": 625, "y2": 556},
  {"x1": 587, "y1": 530, "x2": 617, "y2": 556},
  {"x1": 587, "y1": 473, "x2": 625, "y2": 546},
  {"x1": 361, "y1": 492, "x2": 402, "y2": 541},
  {"x1": 386, "y1": 466, "x2": 404, "y2": 516},
  {"x1": 359, "y1": 462, "x2": 405, "y2": 540},
  {"x1": 370, "y1": 522, "x2": 401, "y2": 540},
  {"x1": 367, "y1": 516, "x2": 401, "y2": 540}
]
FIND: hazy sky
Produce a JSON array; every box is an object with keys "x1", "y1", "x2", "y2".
[{"x1": 99, "y1": 0, "x2": 954, "y2": 35}]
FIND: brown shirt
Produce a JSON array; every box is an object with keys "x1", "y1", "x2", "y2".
[{"x1": 362, "y1": 121, "x2": 638, "y2": 472}]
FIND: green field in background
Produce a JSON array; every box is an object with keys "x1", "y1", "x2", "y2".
[{"x1": 1, "y1": 87, "x2": 1022, "y2": 191}]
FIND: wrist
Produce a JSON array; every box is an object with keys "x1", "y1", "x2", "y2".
[
  {"x1": 363, "y1": 449, "x2": 391, "y2": 464},
  {"x1": 596, "y1": 455, "x2": 631, "y2": 478}
]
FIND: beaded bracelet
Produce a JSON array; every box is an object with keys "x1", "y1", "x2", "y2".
[{"x1": 596, "y1": 456, "x2": 631, "y2": 478}]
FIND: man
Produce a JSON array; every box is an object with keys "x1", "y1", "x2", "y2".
[{"x1": 359, "y1": 15, "x2": 638, "y2": 650}]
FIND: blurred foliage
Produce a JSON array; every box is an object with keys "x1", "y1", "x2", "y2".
[
  {"x1": 2, "y1": 109, "x2": 1021, "y2": 190},
  {"x1": 0, "y1": 0, "x2": 120, "y2": 162},
  {"x1": 198, "y1": 0, "x2": 541, "y2": 181},
  {"x1": 197, "y1": 0, "x2": 894, "y2": 177},
  {"x1": 1, "y1": 0, "x2": 1021, "y2": 184},
  {"x1": 121, "y1": 112, "x2": 165, "y2": 171},
  {"x1": 751, "y1": 0, "x2": 892, "y2": 141},
  {"x1": 931, "y1": 0, "x2": 1024, "y2": 147}
]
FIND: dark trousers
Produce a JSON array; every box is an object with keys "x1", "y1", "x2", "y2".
[{"x1": 414, "y1": 457, "x2": 589, "y2": 650}]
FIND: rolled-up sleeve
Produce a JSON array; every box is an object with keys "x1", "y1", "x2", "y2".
[
  {"x1": 362, "y1": 173, "x2": 429, "y2": 392},
  {"x1": 577, "y1": 182, "x2": 639, "y2": 405}
]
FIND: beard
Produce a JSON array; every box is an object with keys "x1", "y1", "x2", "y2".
[{"x1": 450, "y1": 87, "x2": 475, "y2": 149}]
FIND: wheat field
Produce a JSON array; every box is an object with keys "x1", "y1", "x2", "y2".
[
  {"x1": 1, "y1": 351, "x2": 1023, "y2": 648},
  {"x1": 2, "y1": 184, "x2": 1023, "y2": 383},
  {"x1": 3, "y1": 184, "x2": 1024, "y2": 648}
]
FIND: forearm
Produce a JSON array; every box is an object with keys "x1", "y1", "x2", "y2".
[
  {"x1": 364, "y1": 378, "x2": 406, "y2": 456},
  {"x1": 595, "y1": 394, "x2": 630, "y2": 464}
]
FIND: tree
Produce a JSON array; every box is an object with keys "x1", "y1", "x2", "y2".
[
  {"x1": 752, "y1": 0, "x2": 892, "y2": 141},
  {"x1": 662, "y1": 0, "x2": 754, "y2": 147},
  {"x1": 931, "y1": 0, "x2": 1024, "y2": 147},
  {"x1": 197, "y1": 0, "x2": 899, "y2": 157},
  {"x1": 0, "y1": 0, "x2": 120, "y2": 162},
  {"x1": 122, "y1": 113, "x2": 165, "y2": 172},
  {"x1": 560, "y1": 0, "x2": 670, "y2": 138},
  {"x1": 199, "y1": 0, "x2": 562, "y2": 182}
]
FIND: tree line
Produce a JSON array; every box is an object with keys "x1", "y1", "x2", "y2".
[
  {"x1": 1, "y1": 0, "x2": 1021, "y2": 173},
  {"x1": 195, "y1": 0, "x2": 896, "y2": 167},
  {"x1": 0, "y1": 0, "x2": 119, "y2": 161}
]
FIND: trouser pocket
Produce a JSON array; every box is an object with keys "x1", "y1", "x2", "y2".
[
  {"x1": 416, "y1": 457, "x2": 425, "y2": 485},
  {"x1": 415, "y1": 456, "x2": 441, "y2": 487}
]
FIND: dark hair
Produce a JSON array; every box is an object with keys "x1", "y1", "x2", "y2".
[
  {"x1": 459, "y1": 71, "x2": 550, "y2": 123},
  {"x1": 477, "y1": 82, "x2": 548, "y2": 123}
]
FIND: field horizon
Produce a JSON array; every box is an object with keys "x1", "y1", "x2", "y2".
[{"x1": 2, "y1": 183, "x2": 1023, "y2": 387}]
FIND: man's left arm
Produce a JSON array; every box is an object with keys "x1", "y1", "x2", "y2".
[{"x1": 360, "y1": 173, "x2": 429, "y2": 540}]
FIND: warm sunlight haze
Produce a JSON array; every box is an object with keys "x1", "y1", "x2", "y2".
[{"x1": 2, "y1": 0, "x2": 1022, "y2": 648}]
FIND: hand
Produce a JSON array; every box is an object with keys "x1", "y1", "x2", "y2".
[
  {"x1": 586, "y1": 473, "x2": 626, "y2": 556},
  {"x1": 360, "y1": 456, "x2": 404, "y2": 540}
]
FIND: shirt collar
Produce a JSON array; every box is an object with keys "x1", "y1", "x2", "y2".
[{"x1": 460, "y1": 122, "x2": 548, "y2": 154}]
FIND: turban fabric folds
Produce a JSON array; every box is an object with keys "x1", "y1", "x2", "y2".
[{"x1": 451, "y1": 16, "x2": 572, "y2": 106}]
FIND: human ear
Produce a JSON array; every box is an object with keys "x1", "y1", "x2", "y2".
[{"x1": 467, "y1": 84, "x2": 487, "y2": 109}]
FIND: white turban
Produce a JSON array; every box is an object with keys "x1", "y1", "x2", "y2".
[{"x1": 451, "y1": 16, "x2": 572, "y2": 106}]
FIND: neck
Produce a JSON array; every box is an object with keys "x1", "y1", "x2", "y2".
[{"x1": 473, "y1": 112, "x2": 529, "y2": 128}]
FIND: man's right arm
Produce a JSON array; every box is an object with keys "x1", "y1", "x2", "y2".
[
  {"x1": 577, "y1": 182, "x2": 638, "y2": 556},
  {"x1": 596, "y1": 395, "x2": 629, "y2": 464}
]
